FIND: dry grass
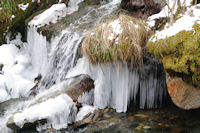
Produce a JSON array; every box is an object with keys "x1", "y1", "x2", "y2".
[{"x1": 82, "y1": 14, "x2": 149, "y2": 67}]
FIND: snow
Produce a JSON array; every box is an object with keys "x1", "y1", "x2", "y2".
[
  {"x1": 18, "y1": 3, "x2": 29, "y2": 11},
  {"x1": 147, "y1": 0, "x2": 192, "y2": 28},
  {"x1": 108, "y1": 19, "x2": 122, "y2": 35},
  {"x1": 150, "y1": 3, "x2": 200, "y2": 41},
  {"x1": 134, "y1": 24, "x2": 139, "y2": 29},
  {"x1": 108, "y1": 19, "x2": 122, "y2": 40},
  {"x1": 108, "y1": 33, "x2": 115, "y2": 40},
  {"x1": 0, "y1": 44, "x2": 19, "y2": 65},
  {"x1": 29, "y1": 4, "x2": 67, "y2": 27},
  {"x1": 11, "y1": 15, "x2": 15, "y2": 19},
  {"x1": 14, "y1": 94, "x2": 77, "y2": 130},
  {"x1": 76, "y1": 105, "x2": 96, "y2": 122},
  {"x1": 0, "y1": 43, "x2": 36, "y2": 103},
  {"x1": 29, "y1": 0, "x2": 83, "y2": 28}
]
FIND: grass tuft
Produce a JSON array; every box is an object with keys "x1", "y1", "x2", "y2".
[{"x1": 82, "y1": 14, "x2": 149, "y2": 67}]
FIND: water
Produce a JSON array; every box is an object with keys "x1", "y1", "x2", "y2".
[
  {"x1": 0, "y1": 0, "x2": 169, "y2": 132},
  {"x1": 0, "y1": 0, "x2": 122, "y2": 132},
  {"x1": 36, "y1": 0, "x2": 122, "y2": 90},
  {"x1": 75, "y1": 105, "x2": 200, "y2": 133}
]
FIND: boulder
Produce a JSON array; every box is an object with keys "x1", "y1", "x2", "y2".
[
  {"x1": 7, "y1": 75, "x2": 94, "y2": 132},
  {"x1": 167, "y1": 74, "x2": 200, "y2": 110},
  {"x1": 7, "y1": 117, "x2": 47, "y2": 132},
  {"x1": 30, "y1": 74, "x2": 94, "y2": 102},
  {"x1": 120, "y1": 0, "x2": 164, "y2": 19},
  {"x1": 64, "y1": 74, "x2": 94, "y2": 102},
  {"x1": 60, "y1": 0, "x2": 69, "y2": 6}
]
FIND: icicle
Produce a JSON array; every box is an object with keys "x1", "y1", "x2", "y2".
[{"x1": 67, "y1": 55, "x2": 168, "y2": 112}]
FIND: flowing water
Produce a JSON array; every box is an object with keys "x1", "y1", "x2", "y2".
[{"x1": 1, "y1": 0, "x2": 198, "y2": 132}]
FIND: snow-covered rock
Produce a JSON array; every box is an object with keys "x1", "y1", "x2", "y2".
[
  {"x1": 7, "y1": 94, "x2": 77, "y2": 131},
  {"x1": 76, "y1": 105, "x2": 96, "y2": 122}
]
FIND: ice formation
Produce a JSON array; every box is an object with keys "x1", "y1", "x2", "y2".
[
  {"x1": 13, "y1": 94, "x2": 77, "y2": 130},
  {"x1": 67, "y1": 56, "x2": 168, "y2": 112},
  {"x1": 76, "y1": 105, "x2": 96, "y2": 122}
]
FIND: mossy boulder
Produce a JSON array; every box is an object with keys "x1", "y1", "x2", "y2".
[
  {"x1": 37, "y1": 0, "x2": 102, "y2": 42},
  {"x1": 147, "y1": 24, "x2": 200, "y2": 88},
  {"x1": 0, "y1": 0, "x2": 58, "y2": 45},
  {"x1": 82, "y1": 14, "x2": 149, "y2": 66}
]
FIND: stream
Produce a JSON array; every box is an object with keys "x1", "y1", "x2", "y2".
[{"x1": 0, "y1": 0, "x2": 200, "y2": 132}]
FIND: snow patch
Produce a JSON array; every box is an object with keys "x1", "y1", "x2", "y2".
[
  {"x1": 0, "y1": 44, "x2": 19, "y2": 65},
  {"x1": 76, "y1": 105, "x2": 96, "y2": 122},
  {"x1": 150, "y1": 3, "x2": 200, "y2": 41},
  {"x1": 29, "y1": 4, "x2": 67, "y2": 27},
  {"x1": 108, "y1": 19, "x2": 122, "y2": 34},
  {"x1": 147, "y1": 0, "x2": 192, "y2": 28},
  {"x1": 11, "y1": 15, "x2": 15, "y2": 19},
  {"x1": 108, "y1": 19, "x2": 122, "y2": 40},
  {"x1": 18, "y1": 3, "x2": 29, "y2": 11},
  {"x1": 29, "y1": 0, "x2": 83, "y2": 28}
]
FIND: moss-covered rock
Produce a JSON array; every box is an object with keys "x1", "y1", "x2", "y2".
[
  {"x1": 0, "y1": 0, "x2": 58, "y2": 45},
  {"x1": 82, "y1": 14, "x2": 149, "y2": 66},
  {"x1": 147, "y1": 24, "x2": 200, "y2": 88},
  {"x1": 37, "y1": 0, "x2": 102, "y2": 42}
]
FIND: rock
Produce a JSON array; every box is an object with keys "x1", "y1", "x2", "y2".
[
  {"x1": 60, "y1": 0, "x2": 69, "y2": 6},
  {"x1": 30, "y1": 74, "x2": 94, "y2": 102},
  {"x1": 74, "y1": 110, "x2": 103, "y2": 128},
  {"x1": 7, "y1": 116, "x2": 47, "y2": 132},
  {"x1": 120, "y1": 0, "x2": 164, "y2": 19},
  {"x1": 167, "y1": 74, "x2": 200, "y2": 110},
  {"x1": 64, "y1": 75, "x2": 94, "y2": 102},
  {"x1": 0, "y1": 64, "x2": 3, "y2": 74},
  {"x1": 135, "y1": 124, "x2": 151, "y2": 130},
  {"x1": 7, "y1": 94, "x2": 77, "y2": 132},
  {"x1": 7, "y1": 75, "x2": 93, "y2": 132},
  {"x1": 0, "y1": 64, "x2": 3, "y2": 71},
  {"x1": 134, "y1": 114, "x2": 148, "y2": 119},
  {"x1": 0, "y1": 98, "x2": 27, "y2": 116},
  {"x1": 82, "y1": 0, "x2": 101, "y2": 5}
]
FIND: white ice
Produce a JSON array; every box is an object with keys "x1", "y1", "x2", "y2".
[
  {"x1": 14, "y1": 94, "x2": 77, "y2": 130},
  {"x1": 147, "y1": 0, "x2": 192, "y2": 28},
  {"x1": 29, "y1": 0, "x2": 83, "y2": 28},
  {"x1": 0, "y1": 43, "x2": 36, "y2": 103},
  {"x1": 76, "y1": 105, "x2": 96, "y2": 122}
]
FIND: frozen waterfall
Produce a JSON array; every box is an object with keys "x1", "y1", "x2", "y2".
[{"x1": 0, "y1": 0, "x2": 169, "y2": 132}]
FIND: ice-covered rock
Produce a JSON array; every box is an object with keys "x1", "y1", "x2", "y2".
[{"x1": 7, "y1": 94, "x2": 77, "y2": 132}]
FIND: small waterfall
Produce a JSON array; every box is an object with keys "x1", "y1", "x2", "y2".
[
  {"x1": 33, "y1": 0, "x2": 121, "y2": 89},
  {"x1": 0, "y1": 0, "x2": 169, "y2": 132},
  {"x1": 39, "y1": 31, "x2": 83, "y2": 89},
  {"x1": 27, "y1": 27, "x2": 48, "y2": 76}
]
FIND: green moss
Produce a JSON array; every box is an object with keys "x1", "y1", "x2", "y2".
[
  {"x1": 0, "y1": 0, "x2": 57, "y2": 45},
  {"x1": 147, "y1": 24, "x2": 200, "y2": 87}
]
